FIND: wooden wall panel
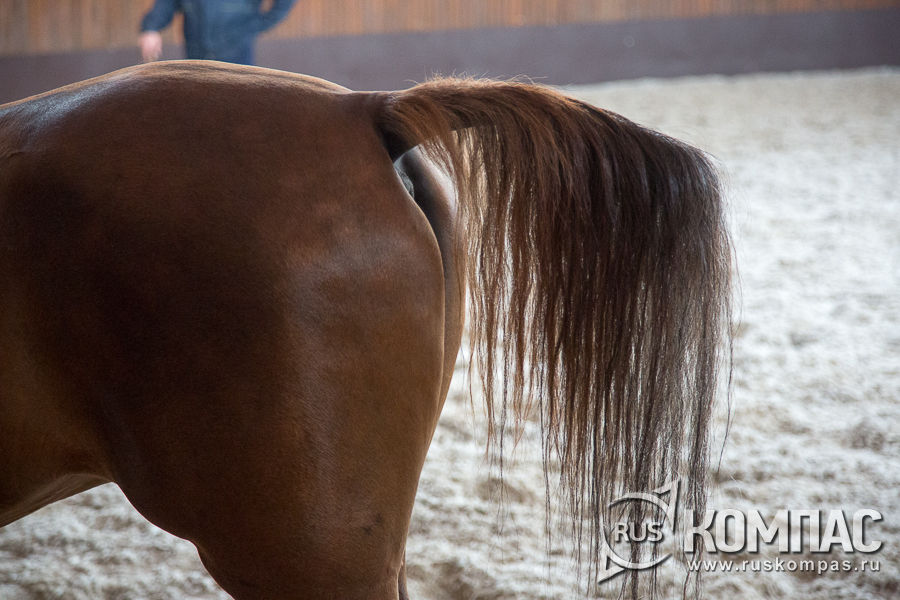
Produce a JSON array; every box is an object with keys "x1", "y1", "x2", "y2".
[{"x1": 2, "y1": 0, "x2": 898, "y2": 57}]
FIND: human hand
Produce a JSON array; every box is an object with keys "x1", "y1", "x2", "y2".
[{"x1": 139, "y1": 31, "x2": 163, "y2": 62}]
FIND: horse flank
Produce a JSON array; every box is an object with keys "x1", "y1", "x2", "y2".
[{"x1": 376, "y1": 78, "x2": 732, "y2": 595}]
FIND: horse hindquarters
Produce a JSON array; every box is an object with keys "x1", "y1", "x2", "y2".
[
  {"x1": 105, "y1": 125, "x2": 451, "y2": 599},
  {"x1": 179, "y1": 151, "x2": 461, "y2": 600},
  {"x1": 0, "y1": 64, "x2": 456, "y2": 599}
]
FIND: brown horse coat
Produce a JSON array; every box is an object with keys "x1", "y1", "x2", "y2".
[{"x1": 0, "y1": 62, "x2": 730, "y2": 599}]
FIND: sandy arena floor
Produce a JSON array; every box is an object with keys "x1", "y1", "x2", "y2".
[{"x1": 1, "y1": 67, "x2": 897, "y2": 599}]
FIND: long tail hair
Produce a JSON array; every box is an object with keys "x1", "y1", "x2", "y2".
[{"x1": 375, "y1": 78, "x2": 731, "y2": 595}]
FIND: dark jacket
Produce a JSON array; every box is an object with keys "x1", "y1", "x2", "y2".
[{"x1": 140, "y1": 0, "x2": 296, "y2": 64}]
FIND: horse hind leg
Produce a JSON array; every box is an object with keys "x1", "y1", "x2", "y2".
[
  {"x1": 109, "y1": 393, "x2": 413, "y2": 600},
  {"x1": 100, "y1": 214, "x2": 449, "y2": 598}
]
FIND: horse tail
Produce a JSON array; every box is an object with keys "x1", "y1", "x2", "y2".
[{"x1": 373, "y1": 78, "x2": 731, "y2": 594}]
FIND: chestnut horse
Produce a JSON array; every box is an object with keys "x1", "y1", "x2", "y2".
[{"x1": 0, "y1": 62, "x2": 730, "y2": 598}]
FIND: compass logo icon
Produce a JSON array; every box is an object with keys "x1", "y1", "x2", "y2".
[{"x1": 597, "y1": 479, "x2": 680, "y2": 583}]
